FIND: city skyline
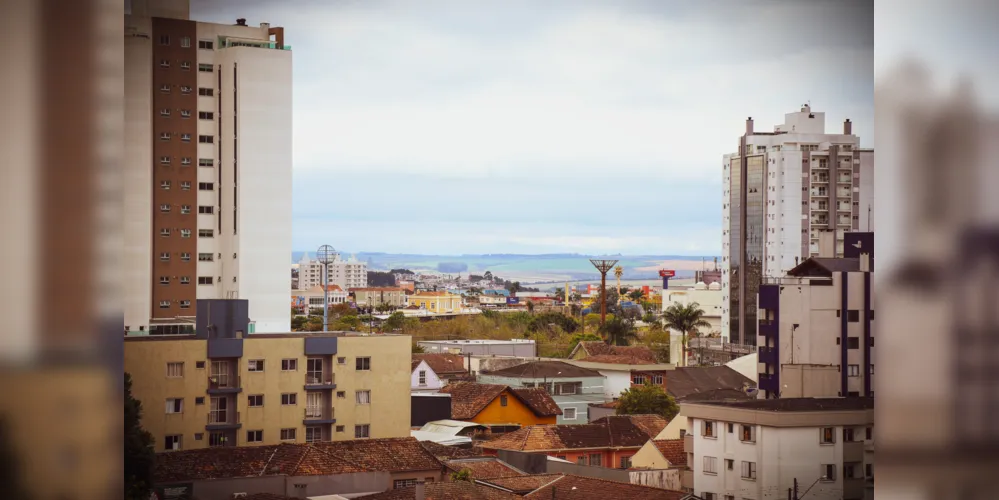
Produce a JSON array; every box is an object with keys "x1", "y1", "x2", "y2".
[{"x1": 190, "y1": 0, "x2": 874, "y2": 255}]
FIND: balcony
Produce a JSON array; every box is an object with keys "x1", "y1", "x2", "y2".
[
  {"x1": 206, "y1": 410, "x2": 241, "y2": 430},
  {"x1": 303, "y1": 406, "x2": 336, "y2": 425},
  {"x1": 758, "y1": 346, "x2": 778, "y2": 365},
  {"x1": 207, "y1": 375, "x2": 242, "y2": 394},
  {"x1": 304, "y1": 373, "x2": 337, "y2": 391}
]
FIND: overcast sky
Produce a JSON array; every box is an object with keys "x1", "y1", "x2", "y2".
[{"x1": 191, "y1": 0, "x2": 874, "y2": 256}]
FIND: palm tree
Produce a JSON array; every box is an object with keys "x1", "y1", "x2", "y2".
[
  {"x1": 661, "y1": 302, "x2": 711, "y2": 366},
  {"x1": 600, "y1": 316, "x2": 639, "y2": 346}
]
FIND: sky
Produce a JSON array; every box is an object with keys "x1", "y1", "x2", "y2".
[{"x1": 191, "y1": 0, "x2": 874, "y2": 256}]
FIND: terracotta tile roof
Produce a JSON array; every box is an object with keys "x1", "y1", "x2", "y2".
[
  {"x1": 445, "y1": 458, "x2": 525, "y2": 479},
  {"x1": 581, "y1": 354, "x2": 657, "y2": 365},
  {"x1": 420, "y1": 441, "x2": 482, "y2": 461},
  {"x1": 480, "y1": 474, "x2": 564, "y2": 494},
  {"x1": 652, "y1": 439, "x2": 686, "y2": 467},
  {"x1": 415, "y1": 353, "x2": 468, "y2": 375},
  {"x1": 483, "y1": 361, "x2": 602, "y2": 378},
  {"x1": 522, "y1": 474, "x2": 686, "y2": 500},
  {"x1": 441, "y1": 382, "x2": 562, "y2": 419},
  {"x1": 412, "y1": 359, "x2": 423, "y2": 371},
  {"x1": 480, "y1": 417, "x2": 660, "y2": 452},
  {"x1": 154, "y1": 438, "x2": 442, "y2": 483},
  {"x1": 663, "y1": 366, "x2": 755, "y2": 400},
  {"x1": 575, "y1": 342, "x2": 658, "y2": 364},
  {"x1": 591, "y1": 415, "x2": 668, "y2": 438},
  {"x1": 356, "y1": 480, "x2": 521, "y2": 500}
]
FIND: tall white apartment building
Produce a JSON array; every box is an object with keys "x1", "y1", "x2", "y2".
[
  {"x1": 721, "y1": 105, "x2": 874, "y2": 346},
  {"x1": 124, "y1": 0, "x2": 292, "y2": 334},
  {"x1": 295, "y1": 253, "x2": 369, "y2": 290}
]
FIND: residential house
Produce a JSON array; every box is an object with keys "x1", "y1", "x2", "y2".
[
  {"x1": 152, "y1": 437, "x2": 447, "y2": 499},
  {"x1": 411, "y1": 359, "x2": 443, "y2": 393},
  {"x1": 682, "y1": 397, "x2": 874, "y2": 500},
  {"x1": 351, "y1": 287, "x2": 408, "y2": 309},
  {"x1": 413, "y1": 353, "x2": 470, "y2": 384},
  {"x1": 124, "y1": 308, "x2": 412, "y2": 450},
  {"x1": 562, "y1": 357, "x2": 675, "y2": 400},
  {"x1": 409, "y1": 291, "x2": 463, "y2": 314},
  {"x1": 440, "y1": 382, "x2": 562, "y2": 430},
  {"x1": 630, "y1": 439, "x2": 687, "y2": 470},
  {"x1": 477, "y1": 361, "x2": 605, "y2": 424},
  {"x1": 479, "y1": 415, "x2": 667, "y2": 469}
]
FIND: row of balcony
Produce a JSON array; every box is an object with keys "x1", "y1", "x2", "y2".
[
  {"x1": 203, "y1": 406, "x2": 337, "y2": 429},
  {"x1": 206, "y1": 374, "x2": 336, "y2": 392}
]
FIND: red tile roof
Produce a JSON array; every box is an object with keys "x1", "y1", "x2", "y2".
[
  {"x1": 591, "y1": 415, "x2": 668, "y2": 438},
  {"x1": 311, "y1": 437, "x2": 445, "y2": 473},
  {"x1": 479, "y1": 474, "x2": 565, "y2": 494},
  {"x1": 355, "y1": 480, "x2": 520, "y2": 500},
  {"x1": 419, "y1": 441, "x2": 482, "y2": 461},
  {"x1": 415, "y1": 353, "x2": 468, "y2": 375},
  {"x1": 440, "y1": 382, "x2": 561, "y2": 420},
  {"x1": 480, "y1": 416, "x2": 662, "y2": 452},
  {"x1": 445, "y1": 458, "x2": 525, "y2": 479},
  {"x1": 522, "y1": 474, "x2": 686, "y2": 499},
  {"x1": 652, "y1": 439, "x2": 687, "y2": 467}
]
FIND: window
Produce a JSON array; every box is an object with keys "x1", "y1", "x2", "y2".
[
  {"x1": 180, "y1": 205, "x2": 191, "y2": 214},
  {"x1": 179, "y1": 276, "x2": 190, "y2": 284},
  {"x1": 198, "y1": 135, "x2": 214, "y2": 144},
  {"x1": 159, "y1": 35, "x2": 170, "y2": 45},
  {"x1": 180, "y1": 85, "x2": 192, "y2": 94},
  {"x1": 703, "y1": 456, "x2": 717, "y2": 474},
  {"x1": 740, "y1": 425, "x2": 755, "y2": 442},
  {"x1": 160, "y1": 180, "x2": 171, "y2": 190},
  {"x1": 198, "y1": 158, "x2": 214, "y2": 167},
  {"x1": 650, "y1": 374, "x2": 663, "y2": 385},
  {"x1": 847, "y1": 337, "x2": 860, "y2": 349},
  {"x1": 741, "y1": 461, "x2": 757, "y2": 480},
  {"x1": 848, "y1": 364, "x2": 860, "y2": 377},
  {"x1": 355, "y1": 390, "x2": 371, "y2": 405},
  {"x1": 180, "y1": 181, "x2": 191, "y2": 190},
  {"x1": 336, "y1": 425, "x2": 345, "y2": 432},
  {"x1": 198, "y1": 229, "x2": 213, "y2": 238},
  {"x1": 247, "y1": 430, "x2": 263, "y2": 443},
  {"x1": 576, "y1": 456, "x2": 587, "y2": 465},
  {"x1": 179, "y1": 229, "x2": 191, "y2": 238},
  {"x1": 164, "y1": 435, "x2": 182, "y2": 450},
  {"x1": 166, "y1": 362, "x2": 184, "y2": 378},
  {"x1": 160, "y1": 108, "x2": 171, "y2": 117},
  {"x1": 159, "y1": 155, "x2": 171, "y2": 164},
  {"x1": 198, "y1": 276, "x2": 213, "y2": 285},
  {"x1": 355, "y1": 357, "x2": 370, "y2": 370},
  {"x1": 843, "y1": 427, "x2": 857, "y2": 441},
  {"x1": 198, "y1": 87, "x2": 214, "y2": 96},
  {"x1": 248, "y1": 360, "x2": 264, "y2": 372},
  {"x1": 725, "y1": 459, "x2": 734, "y2": 471},
  {"x1": 305, "y1": 427, "x2": 322, "y2": 443},
  {"x1": 179, "y1": 300, "x2": 191, "y2": 309},
  {"x1": 500, "y1": 395, "x2": 508, "y2": 407},
  {"x1": 336, "y1": 391, "x2": 345, "y2": 399},
  {"x1": 198, "y1": 63, "x2": 213, "y2": 72},
  {"x1": 199, "y1": 111, "x2": 214, "y2": 120},
  {"x1": 866, "y1": 463, "x2": 873, "y2": 478},
  {"x1": 165, "y1": 398, "x2": 183, "y2": 413},
  {"x1": 180, "y1": 61, "x2": 191, "y2": 70},
  {"x1": 563, "y1": 407, "x2": 577, "y2": 420},
  {"x1": 159, "y1": 132, "x2": 171, "y2": 141},
  {"x1": 193, "y1": 432, "x2": 204, "y2": 441},
  {"x1": 394, "y1": 479, "x2": 417, "y2": 489},
  {"x1": 180, "y1": 36, "x2": 190, "y2": 47},
  {"x1": 727, "y1": 423, "x2": 734, "y2": 433},
  {"x1": 248, "y1": 395, "x2": 264, "y2": 407},
  {"x1": 209, "y1": 431, "x2": 227, "y2": 447},
  {"x1": 589, "y1": 454, "x2": 602, "y2": 466},
  {"x1": 337, "y1": 357, "x2": 346, "y2": 364},
  {"x1": 866, "y1": 427, "x2": 873, "y2": 440},
  {"x1": 180, "y1": 253, "x2": 191, "y2": 261},
  {"x1": 159, "y1": 58, "x2": 170, "y2": 67},
  {"x1": 282, "y1": 359, "x2": 298, "y2": 371},
  {"x1": 198, "y1": 40, "x2": 214, "y2": 49},
  {"x1": 198, "y1": 253, "x2": 213, "y2": 262},
  {"x1": 847, "y1": 309, "x2": 860, "y2": 322},
  {"x1": 195, "y1": 396, "x2": 205, "y2": 405},
  {"x1": 199, "y1": 182, "x2": 214, "y2": 190},
  {"x1": 703, "y1": 494, "x2": 715, "y2": 500},
  {"x1": 160, "y1": 204, "x2": 171, "y2": 213},
  {"x1": 180, "y1": 156, "x2": 191, "y2": 164},
  {"x1": 354, "y1": 424, "x2": 370, "y2": 439},
  {"x1": 180, "y1": 133, "x2": 191, "y2": 143},
  {"x1": 281, "y1": 393, "x2": 297, "y2": 405},
  {"x1": 820, "y1": 427, "x2": 835, "y2": 444},
  {"x1": 620, "y1": 457, "x2": 631, "y2": 469},
  {"x1": 417, "y1": 370, "x2": 427, "y2": 385},
  {"x1": 821, "y1": 464, "x2": 836, "y2": 481},
  {"x1": 702, "y1": 421, "x2": 716, "y2": 438},
  {"x1": 280, "y1": 428, "x2": 296, "y2": 441},
  {"x1": 160, "y1": 252, "x2": 170, "y2": 261}
]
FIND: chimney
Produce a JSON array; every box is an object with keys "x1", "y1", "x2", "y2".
[
  {"x1": 236, "y1": 18, "x2": 247, "y2": 26},
  {"x1": 746, "y1": 117, "x2": 754, "y2": 135},
  {"x1": 415, "y1": 480, "x2": 426, "y2": 500},
  {"x1": 260, "y1": 22, "x2": 270, "y2": 30},
  {"x1": 844, "y1": 118, "x2": 852, "y2": 135}
]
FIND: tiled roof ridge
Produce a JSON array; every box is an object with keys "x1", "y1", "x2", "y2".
[
  {"x1": 306, "y1": 443, "x2": 366, "y2": 474},
  {"x1": 260, "y1": 446, "x2": 283, "y2": 476},
  {"x1": 534, "y1": 474, "x2": 567, "y2": 493},
  {"x1": 559, "y1": 473, "x2": 676, "y2": 494}
]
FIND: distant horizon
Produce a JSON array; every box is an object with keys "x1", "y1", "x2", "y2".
[{"x1": 292, "y1": 250, "x2": 721, "y2": 259}]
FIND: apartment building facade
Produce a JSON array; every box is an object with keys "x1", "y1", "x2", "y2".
[
  {"x1": 124, "y1": 300, "x2": 411, "y2": 451},
  {"x1": 351, "y1": 287, "x2": 407, "y2": 308},
  {"x1": 296, "y1": 253, "x2": 369, "y2": 291},
  {"x1": 721, "y1": 105, "x2": 874, "y2": 345},
  {"x1": 125, "y1": 0, "x2": 292, "y2": 335},
  {"x1": 681, "y1": 398, "x2": 874, "y2": 500},
  {"x1": 757, "y1": 232, "x2": 874, "y2": 399}
]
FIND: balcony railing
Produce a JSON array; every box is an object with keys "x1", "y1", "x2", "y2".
[
  {"x1": 208, "y1": 375, "x2": 241, "y2": 393},
  {"x1": 304, "y1": 373, "x2": 336, "y2": 390},
  {"x1": 206, "y1": 410, "x2": 241, "y2": 427},
  {"x1": 303, "y1": 407, "x2": 336, "y2": 424}
]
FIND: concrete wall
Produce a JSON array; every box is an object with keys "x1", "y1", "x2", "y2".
[
  {"x1": 587, "y1": 405, "x2": 615, "y2": 423},
  {"x1": 630, "y1": 469, "x2": 681, "y2": 491},
  {"x1": 421, "y1": 341, "x2": 537, "y2": 358}
]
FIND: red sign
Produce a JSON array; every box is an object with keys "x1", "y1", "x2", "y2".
[{"x1": 659, "y1": 270, "x2": 676, "y2": 278}]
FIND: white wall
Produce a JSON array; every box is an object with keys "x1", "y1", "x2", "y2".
[
  {"x1": 411, "y1": 360, "x2": 443, "y2": 392},
  {"x1": 599, "y1": 369, "x2": 632, "y2": 399}
]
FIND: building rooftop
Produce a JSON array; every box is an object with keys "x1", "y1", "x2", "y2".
[
  {"x1": 420, "y1": 339, "x2": 534, "y2": 345},
  {"x1": 350, "y1": 287, "x2": 406, "y2": 292},
  {"x1": 787, "y1": 257, "x2": 861, "y2": 277},
  {"x1": 662, "y1": 366, "x2": 755, "y2": 400},
  {"x1": 355, "y1": 480, "x2": 520, "y2": 500},
  {"x1": 419, "y1": 441, "x2": 482, "y2": 461},
  {"x1": 652, "y1": 439, "x2": 687, "y2": 467},
  {"x1": 444, "y1": 457, "x2": 526, "y2": 479},
  {"x1": 482, "y1": 360, "x2": 602, "y2": 379},
  {"x1": 687, "y1": 397, "x2": 875, "y2": 413},
  {"x1": 126, "y1": 331, "x2": 404, "y2": 341},
  {"x1": 521, "y1": 474, "x2": 686, "y2": 500},
  {"x1": 440, "y1": 382, "x2": 562, "y2": 420},
  {"x1": 414, "y1": 353, "x2": 468, "y2": 375},
  {"x1": 479, "y1": 474, "x2": 564, "y2": 494},
  {"x1": 570, "y1": 342, "x2": 659, "y2": 364},
  {"x1": 591, "y1": 415, "x2": 669, "y2": 439},
  {"x1": 480, "y1": 415, "x2": 665, "y2": 452}
]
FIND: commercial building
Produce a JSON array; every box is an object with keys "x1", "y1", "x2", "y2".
[
  {"x1": 351, "y1": 287, "x2": 407, "y2": 309},
  {"x1": 721, "y1": 105, "x2": 874, "y2": 345},
  {"x1": 680, "y1": 398, "x2": 874, "y2": 500},
  {"x1": 296, "y1": 252, "x2": 368, "y2": 291},
  {"x1": 477, "y1": 361, "x2": 606, "y2": 424},
  {"x1": 291, "y1": 285, "x2": 348, "y2": 315},
  {"x1": 125, "y1": 0, "x2": 293, "y2": 335},
  {"x1": 757, "y1": 232, "x2": 875, "y2": 399},
  {"x1": 124, "y1": 300, "x2": 411, "y2": 451},
  {"x1": 418, "y1": 339, "x2": 537, "y2": 358},
  {"x1": 408, "y1": 291, "x2": 463, "y2": 314}
]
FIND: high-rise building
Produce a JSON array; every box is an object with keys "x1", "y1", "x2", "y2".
[
  {"x1": 721, "y1": 105, "x2": 874, "y2": 345},
  {"x1": 295, "y1": 253, "x2": 369, "y2": 290},
  {"x1": 124, "y1": 0, "x2": 292, "y2": 334}
]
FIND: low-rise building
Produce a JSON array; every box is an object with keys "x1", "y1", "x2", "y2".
[
  {"x1": 411, "y1": 359, "x2": 443, "y2": 393},
  {"x1": 479, "y1": 415, "x2": 667, "y2": 469},
  {"x1": 630, "y1": 438, "x2": 687, "y2": 470},
  {"x1": 681, "y1": 397, "x2": 874, "y2": 500},
  {"x1": 477, "y1": 361, "x2": 605, "y2": 424},
  {"x1": 409, "y1": 291, "x2": 463, "y2": 314},
  {"x1": 439, "y1": 382, "x2": 562, "y2": 430},
  {"x1": 419, "y1": 338, "x2": 538, "y2": 357},
  {"x1": 292, "y1": 285, "x2": 349, "y2": 315},
  {"x1": 351, "y1": 287, "x2": 408, "y2": 309},
  {"x1": 412, "y1": 353, "x2": 469, "y2": 384}
]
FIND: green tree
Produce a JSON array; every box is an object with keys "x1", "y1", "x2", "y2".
[
  {"x1": 661, "y1": 302, "x2": 711, "y2": 367},
  {"x1": 526, "y1": 300, "x2": 535, "y2": 313},
  {"x1": 528, "y1": 312, "x2": 579, "y2": 335},
  {"x1": 506, "y1": 281, "x2": 522, "y2": 293},
  {"x1": 125, "y1": 372, "x2": 155, "y2": 500},
  {"x1": 616, "y1": 382, "x2": 680, "y2": 421},
  {"x1": 587, "y1": 288, "x2": 621, "y2": 316},
  {"x1": 383, "y1": 311, "x2": 407, "y2": 331},
  {"x1": 627, "y1": 289, "x2": 645, "y2": 302},
  {"x1": 483, "y1": 271, "x2": 493, "y2": 282},
  {"x1": 599, "y1": 316, "x2": 638, "y2": 346},
  {"x1": 450, "y1": 468, "x2": 473, "y2": 482},
  {"x1": 642, "y1": 329, "x2": 672, "y2": 364},
  {"x1": 412, "y1": 343, "x2": 426, "y2": 354},
  {"x1": 567, "y1": 331, "x2": 602, "y2": 353}
]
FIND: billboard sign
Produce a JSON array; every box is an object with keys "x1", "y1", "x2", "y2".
[
  {"x1": 506, "y1": 297, "x2": 520, "y2": 305},
  {"x1": 658, "y1": 270, "x2": 676, "y2": 278}
]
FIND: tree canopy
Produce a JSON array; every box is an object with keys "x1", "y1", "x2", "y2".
[
  {"x1": 125, "y1": 372, "x2": 155, "y2": 500},
  {"x1": 616, "y1": 382, "x2": 680, "y2": 421},
  {"x1": 598, "y1": 315, "x2": 639, "y2": 346}
]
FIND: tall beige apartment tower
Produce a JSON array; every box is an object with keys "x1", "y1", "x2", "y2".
[{"x1": 125, "y1": 0, "x2": 293, "y2": 335}]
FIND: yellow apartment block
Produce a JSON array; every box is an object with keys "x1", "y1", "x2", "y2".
[
  {"x1": 409, "y1": 291, "x2": 462, "y2": 313},
  {"x1": 124, "y1": 332, "x2": 412, "y2": 452}
]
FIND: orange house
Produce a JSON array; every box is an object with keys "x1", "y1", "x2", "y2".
[{"x1": 439, "y1": 382, "x2": 561, "y2": 429}]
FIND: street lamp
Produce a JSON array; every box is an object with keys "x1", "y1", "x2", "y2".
[
  {"x1": 316, "y1": 245, "x2": 337, "y2": 332},
  {"x1": 589, "y1": 259, "x2": 618, "y2": 327}
]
